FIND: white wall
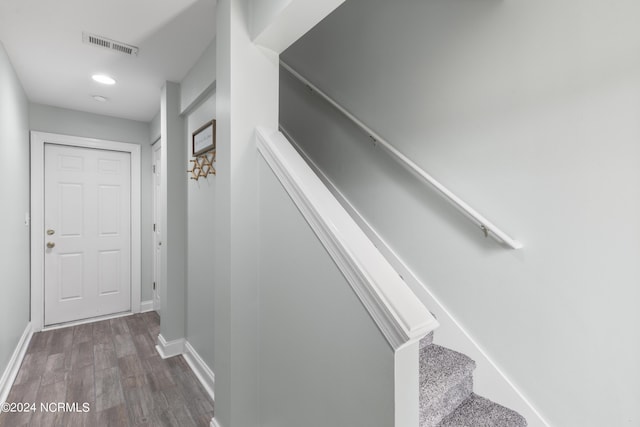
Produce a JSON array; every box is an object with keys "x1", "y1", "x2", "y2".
[
  {"x1": 159, "y1": 82, "x2": 187, "y2": 342},
  {"x1": 257, "y1": 153, "x2": 394, "y2": 427},
  {"x1": 186, "y1": 93, "x2": 216, "y2": 367},
  {"x1": 30, "y1": 103, "x2": 154, "y2": 302},
  {"x1": 0, "y1": 42, "x2": 30, "y2": 380},
  {"x1": 280, "y1": 1, "x2": 640, "y2": 426},
  {"x1": 250, "y1": 0, "x2": 291, "y2": 39},
  {"x1": 149, "y1": 110, "x2": 161, "y2": 144},
  {"x1": 180, "y1": 39, "x2": 216, "y2": 115}
]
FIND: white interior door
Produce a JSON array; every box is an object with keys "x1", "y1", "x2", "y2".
[
  {"x1": 152, "y1": 140, "x2": 162, "y2": 311},
  {"x1": 44, "y1": 144, "x2": 131, "y2": 325}
]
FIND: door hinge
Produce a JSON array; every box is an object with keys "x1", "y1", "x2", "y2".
[
  {"x1": 153, "y1": 164, "x2": 156, "y2": 173},
  {"x1": 153, "y1": 282, "x2": 156, "y2": 290},
  {"x1": 153, "y1": 223, "x2": 156, "y2": 232}
]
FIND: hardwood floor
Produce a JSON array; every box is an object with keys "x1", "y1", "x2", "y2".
[{"x1": 0, "y1": 312, "x2": 214, "y2": 427}]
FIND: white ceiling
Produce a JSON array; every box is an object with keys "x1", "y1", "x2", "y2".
[{"x1": 0, "y1": 0, "x2": 217, "y2": 122}]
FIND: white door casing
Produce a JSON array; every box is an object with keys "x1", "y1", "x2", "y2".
[
  {"x1": 31, "y1": 132, "x2": 141, "y2": 331},
  {"x1": 44, "y1": 144, "x2": 131, "y2": 325},
  {"x1": 152, "y1": 140, "x2": 162, "y2": 311}
]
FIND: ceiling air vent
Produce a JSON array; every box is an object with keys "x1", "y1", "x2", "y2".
[{"x1": 82, "y1": 32, "x2": 139, "y2": 56}]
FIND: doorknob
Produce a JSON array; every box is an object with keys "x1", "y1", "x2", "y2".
[
  {"x1": 46, "y1": 242, "x2": 55, "y2": 249},
  {"x1": 47, "y1": 229, "x2": 55, "y2": 235}
]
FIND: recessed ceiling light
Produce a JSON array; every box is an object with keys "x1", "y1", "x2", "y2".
[
  {"x1": 91, "y1": 74, "x2": 116, "y2": 85},
  {"x1": 92, "y1": 95, "x2": 108, "y2": 102}
]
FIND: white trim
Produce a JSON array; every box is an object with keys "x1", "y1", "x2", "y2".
[
  {"x1": 256, "y1": 127, "x2": 438, "y2": 350},
  {"x1": 280, "y1": 61, "x2": 522, "y2": 250},
  {"x1": 140, "y1": 300, "x2": 155, "y2": 313},
  {"x1": 282, "y1": 127, "x2": 551, "y2": 427},
  {"x1": 0, "y1": 322, "x2": 33, "y2": 404},
  {"x1": 184, "y1": 342, "x2": 215, "y2": 401},
  {"x1": 42, "y1": 311, "x2": 132, "y2": 331},
  {"x1": 210, "y1": 419, "x2": 222, "y2": 427},
  {"x1": 155, "y1": 334, "x2": 185, "y2": 359},
  {"x1": 30, "y1": 131, "x2": 142, "y2": 331}
]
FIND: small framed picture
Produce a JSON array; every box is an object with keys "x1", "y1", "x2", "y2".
[{"x1": 192, "y1": 120, "x2": 216, "y2": 156}]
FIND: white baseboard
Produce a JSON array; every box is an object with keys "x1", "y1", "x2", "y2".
[
  {"x1": 0, "y1": 322, "x2": 33, "y2": 403},
  {"x1": 140, "y1": 300, "x2": 154, "y2": 313},
  {"x1": 211, "y1": 418, "x2": 222, "y2": 427},
  {"x1": 155, "y1": 334, "x2": 185, "y2": 359},
  {"x1": 283, "y1": 128, "x2": 551, "y2": 427},
  {"x1": 184, "y1": 342, "x2": 215, "y2": 401}
]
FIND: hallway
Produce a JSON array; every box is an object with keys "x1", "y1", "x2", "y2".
[{"x1": 0, "y1": 312, "x2": 214, "y2": 426}]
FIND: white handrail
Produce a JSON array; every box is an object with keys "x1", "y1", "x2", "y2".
[
  {"x1": 280, "y1": 61, "x2": 523, "y2": 250},
  {"x1": 256, "y1": 127, "x2": 439, "y2": 350}
]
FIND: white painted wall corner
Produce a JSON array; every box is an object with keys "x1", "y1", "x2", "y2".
[
  {"x1": 155, "y1": 334, "x2": 185, "y2": 359},
  {"x1": 0, "y1": 322, "x2": 33, "y2": 403}
]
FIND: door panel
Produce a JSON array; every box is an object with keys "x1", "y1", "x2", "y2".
[{"x1": 44, "y1": 144, "x2": 131, "y2": 325}]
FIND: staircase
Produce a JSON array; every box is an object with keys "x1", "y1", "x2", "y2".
[{"x1": 419, "y1": 332, "x2": 527, "y2": 427}]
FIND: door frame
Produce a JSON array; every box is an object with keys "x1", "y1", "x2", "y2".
[
  {"x1": 31, "y1": 131, "x2": 142, "y2": 331},
  {"x1": 151, "y1": 138, "x2": 161, "y2": 311}
]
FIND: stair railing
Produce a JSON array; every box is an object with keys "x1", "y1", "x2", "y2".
[{"x1": 280, "y1": 61, "x2": 523, "y2": 250}]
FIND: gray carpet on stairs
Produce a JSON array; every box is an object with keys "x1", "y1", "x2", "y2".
[
  {"x1": 420, "y1": 344, "x2": 475, "y2": 426},
  {"x1": 438, "y1": 394, "x2": 528, "y2": 427},
  {"x1": 419, "y1": 340, "x2": 527, "y2": 427}
]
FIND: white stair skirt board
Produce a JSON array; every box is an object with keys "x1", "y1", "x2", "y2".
[
  {"x1": 281, "y1": 127, "x2": 550, "y2": 427},
  {"x1": 155, "y1": 334, "x2": 186, "y2": 359},
  {"x1": 0, "y1": 322, "x2": 33, "y2": 404},
  {"x1": 184, "y1": 342, "x2": 215, "y2": 402},
  {"x1": 140, "y1": 300, "x2": 155, "y2": 313}
]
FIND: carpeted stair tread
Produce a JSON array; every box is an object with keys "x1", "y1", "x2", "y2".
[
  {"x1": 420, "y1": 344, "x2": 475, "y2": 397},
  {"x1": 420, "y1": 331, "x2": 434, "y2": 350},
  {"x1": 420, "y1": 344, "x2": 476, "y2": 426},
  {"x1": 437, "y1": 393, "x2": 528, "y2": 427}
]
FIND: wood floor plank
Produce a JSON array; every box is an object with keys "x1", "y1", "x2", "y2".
[
  {"x1": 110, "y1": 317, "x2": 131, "y2": 336},
  {"x1": 95, "y1": 367, "x2": 125, "y2": 412},
  {"x1": 94, "y1": 342, "x2": 119, "y2": 371},
  {"x1": 1, "y1": 313, "x2": 214, "y2": 427},
  {"x1": 126, "y1": 315, "x2": 149, "y2": 336},
  {"x1": 93, "y1": 320, "x2": 114, "y2": 345},
  {"x1": 142, "y1": 353, "x2": 167, "y2": 374},
  {"x1": 72, "y1": 324, "x2": 94, "y2": 345},
  {"x1": 122, "y1": 378, "x2": 155, "y2": 425},
  {"x1": 66, "y1": 365, "x2": 95, "y2": 407},
  {"x1": 156, "y1": 404, "x2": 198, "y2": 427},
  {"x1": 96, "y1": 403, "x2": 131, "y2": 427},
  {"x1": 71, "y1": 341, "x2": 95, "y2": 369},
  {"x1": 41, "y1": 352, "x2": 69, "y2": 386},
  {"x1": 113, "y1": 334, "x2": 137, "y2": 358},
  {"x1": 26, "y1": 331, "x2": 52, "y2": 355},
  {"x1": 145, "y1": 368, "x2": 176, "y2": 392},
  {"x1": 30, "y1": 379, "x2": 67, "y2": 427},
  {"x1": 48, "y1": 327, "x2": 74, "y2": 355},
  {"x1": 118, "y1": 354, "x2": 146, "y2": 379},
  {"x1": 13, "y1": 351, "x2": 47, "y2": 385},
  {"x1": 132, "y1": 333, "x2": 156, "y2": 359},
  {"x1": 0, "y1": 377, "x2": 39, "y2": 426}
]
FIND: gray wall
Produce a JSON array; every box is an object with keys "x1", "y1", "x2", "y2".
[
  {"x1": 257, "y1": 154, "x2": 394, "y2": 427},
  {"x1": 0, "y1": 42, "x2": 30, "y2": 377},
  {"x1": 180, "y1": 40, "x2": 216, "y2": 115},
  {"x1": 280, "y1": 0, "x2": 640, "y2": 425},
  {"x1": 30, "y1": 104, "x2": 154, "y2": 302},
  {"x1": 159, "y1": 82, "x2": 187, "y2": 342},
  {"x1": 186, "y1": 94, "x2": 216, "y2": 366}
]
